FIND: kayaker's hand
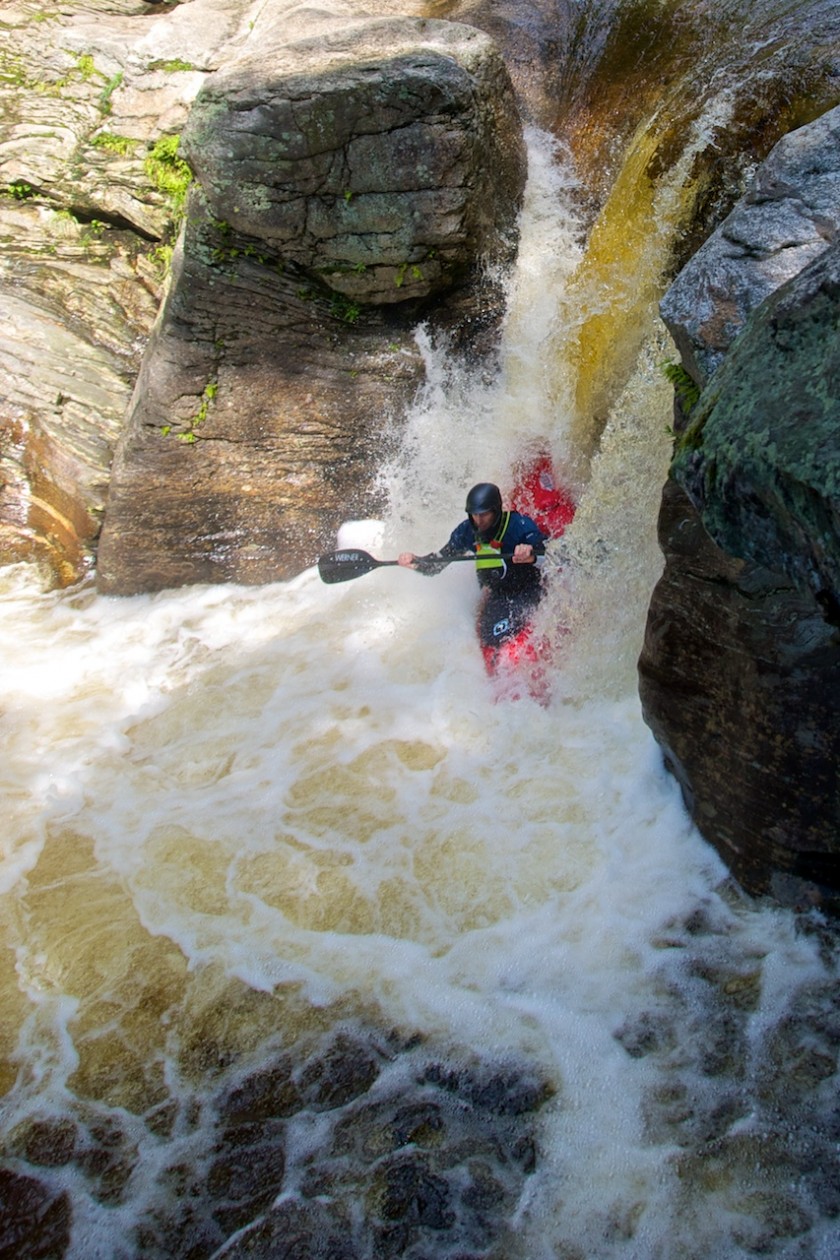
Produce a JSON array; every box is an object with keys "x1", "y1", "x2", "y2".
[
  {"x1": 398, "y1": 552, "x2": 417, "y2": 568},
  {"x1": 512, "y1": 544, "x2": 536, "y2": 564}
]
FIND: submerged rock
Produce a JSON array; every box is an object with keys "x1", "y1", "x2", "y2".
[
  {"x1": 0, "y1": 1169, "x2": 72, "y2": 1259},
  {"x1": 0, "y1": 1024, "x2": 554, "y2": 1260}
]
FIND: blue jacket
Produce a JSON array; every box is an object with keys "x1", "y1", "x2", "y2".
[{"x1": 436, "y1": 510, "x2": 547, "y2": 600}]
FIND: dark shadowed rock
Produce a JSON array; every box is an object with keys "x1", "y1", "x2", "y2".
[
  {"x1": 217, "y1": 1197, "x2": 357, "y2": 1259},
  {"x1": 673, "y1": 240, "x2": 840, "y2": 616},
  {"x1": 642, "y1": 108, "x2": 840, "y2": 913},
  {"x1": 93, "y1": 197, "x2": 427, "y2": 594},
  {"x1": 0, "y1": 1168, "x2": 72, "y2": 1259},
  {"x1": 639, "y1": 478, "x2": 840, "y2": 912},
  {"x1": 111, "y1": 1030, "x2": 555, "y2": 1258},
  {"x1": 208, "y1": 1119, "x2": 286, "y2": 1235}
]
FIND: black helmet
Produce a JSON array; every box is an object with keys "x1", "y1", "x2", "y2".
[{"x1": 465, "y1": 483, "x2": 502, "y2": 517}]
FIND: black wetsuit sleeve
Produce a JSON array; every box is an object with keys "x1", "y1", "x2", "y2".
[
  {"x1": 414, "y1": 552, "x2": 451, "y2": 576},
  {"x1": 414, "y1": 523, "x2": 475, "y2": 575}
]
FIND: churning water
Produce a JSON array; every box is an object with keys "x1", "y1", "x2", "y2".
[{"x1": 3, "y1": 15, "x2": 840, "y2": 1259}]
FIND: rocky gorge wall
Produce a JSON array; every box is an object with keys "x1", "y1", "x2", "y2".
[{"x1": 639, "y1": 106, "x2": 840, "y2": 913}]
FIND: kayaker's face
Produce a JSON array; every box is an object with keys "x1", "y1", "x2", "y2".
[{"x1": 470, "y1": 510, "x2": 496, "y2": 532}]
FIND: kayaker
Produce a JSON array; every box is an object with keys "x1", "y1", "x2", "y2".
[{"x1": 398, "y1": 482, "x2": 548, "y2": 655}]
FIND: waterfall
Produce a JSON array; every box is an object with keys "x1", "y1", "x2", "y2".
[{"x1": 3, "y1": 4, "x2": 840, "y2": 1256}]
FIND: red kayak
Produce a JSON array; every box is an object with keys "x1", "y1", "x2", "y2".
[{"x1": 479, "y1": 452, "x2": 576, "y2": 697}]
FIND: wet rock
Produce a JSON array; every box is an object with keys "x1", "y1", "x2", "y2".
[
  {"x1": 296, "y1": 1030, "x2": 382, "y2": 1111},
  {"x1": 219, "y1": 1053, "x2": 302, "y2": 1123},
  {"x1": 673, "y1": 1130, "x2": 819, "y2": 1247},
  {"x1": 5, "y1": 1116, "x2": 78, "y2": 1168},
  {"x1": 75, "y1": 1112, "x2": 139, "y2": 1205},
  {"x1": 642, "y1": 1080, "x2": 750, "y2": 1149},
  {"x1": 327, "y1": 1097, "x2": 446, "y2": 1166},
  {"x1": 218, "y1": 1197, "x2": 357, "y2": 1259},
  {"x1": 0, "y1": 211, "x2": 153, "y2": 586},
  {"x1": 371, "y1": 1152, "x2": 455, "y2": 1229},
  {"x1": 419, "y1": 1059, "x2": 553, "y2": 1117},
  {"x1": 134, "y1": 1197, "x2": 226, "y2": 1260},
  {"x1": 643, "y1": 109, "x2": 840, "y2": 907},
  {"x1": 0, "y1": 1168, "x2": 72, "y2": 1259},
  {"x1": 0, "y1": 0, "x2": 218, "y2": 584},
  {"x1": 673, "y1": 238, "x2": 840, "y2": 617},
  {"x1": 208, "y1": 1119, "x2": 286, "y2": 1234},
  {"x1": 613, "y1": 1010, "x2": 676, "y2": 1059},
  {"x1": 0, "y1": 1020, "x2": 555, "y2": 1256}
]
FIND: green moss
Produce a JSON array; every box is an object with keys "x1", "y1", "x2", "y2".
[
  {"x1": 76, "y1": 53, "x2": 96, "y2": 81},
  {"x1": 394, "y1": 261, "x2": 425, "y2": 289},
  {"x1": 147, "y1": 58, "x2": 196, "y2": 73},
  {"x1": 145, "y1": 134, "x2": 192, "y2": 214},
  {"x1": 92, "y1": 131, "x2": 137, "y2": 155},
  {"x1": 98, "y1": 71, "x2": 123, "y2": 116},
  {"x1": 0, "y1": 52, "x2": 28, "y2": 87},
  {"x1": 2, "y1": 180, "x2": 34, "y2": 200},
  {"x1": 661, "y1": 359, "x2": 701, "y2": 412},
  {"x1": 149, "y1": 243, "x2": 173, "y2": 277},
  {"x1": 163, "y1": 380, "x2": 218, "y2": 442},
  {"x1": 330, "y1": 294, "x2": 361, "y2": 324}
]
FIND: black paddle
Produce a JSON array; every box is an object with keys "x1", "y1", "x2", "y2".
[{"x1": 318, "y1": 548, "x2": 517, "y2": 585}]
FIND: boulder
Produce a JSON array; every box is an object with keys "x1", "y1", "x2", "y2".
[
  {"x1": 640, "y1": 238, "x2": 840, "y2": 912},
  {"x1": 180, "y1": 17, "x2": 527, "y2": 307},
  {"x1": 96, "y1": 17, "x2": 526, "y2": 594}
]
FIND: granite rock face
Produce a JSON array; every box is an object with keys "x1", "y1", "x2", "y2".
[
  {"x1": 660, "y1": 104, "x2": 840, "y2": 388},
  {"x1": 640, "y1": 118, "x2": 840, "y2": 912},
  {"x1": 639, "y1": 480, "x2": 840, "y2": 910},
  {"x1": 2, "y1": 0, "x2": 526, "y2": 590},
  {"x1": 96, "y1": 16, "x2": 527, "y2": 594},
  {"x1": 673, "y1": 241, "x2": 840, "y2": 619}
]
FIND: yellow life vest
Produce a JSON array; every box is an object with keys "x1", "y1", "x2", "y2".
[{"x1": 474, "y1": 511, "x2": 511, "y2": 569}]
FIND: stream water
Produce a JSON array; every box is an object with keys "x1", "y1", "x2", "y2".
[{"x1": 2, "y1": 1, "x2": 840, "y2": 1257}]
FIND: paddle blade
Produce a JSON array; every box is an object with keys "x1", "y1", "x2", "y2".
[{"x1": 317, "y1": 549, "x2": 386, "y2": 584}]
